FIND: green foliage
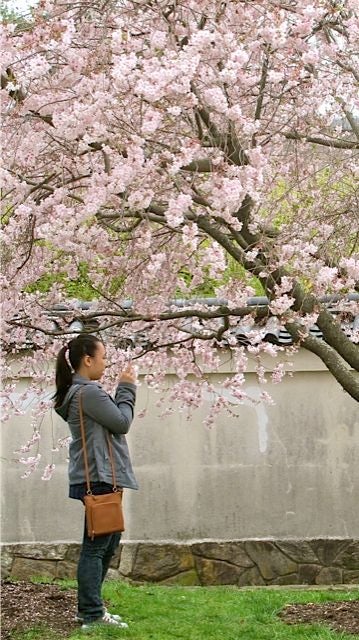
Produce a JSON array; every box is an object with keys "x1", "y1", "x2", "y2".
[
  {"x1": 265, "y1": 169, "x2": 357, "y2": 236},
  {"x1": 25, "y1": 263, "x2": 98, "y2": 300},
  {"x1": 1, "y1": 201, "x2": 13, "y2": 225},
  {"x1": 109, "y1": 273, "x2": 126, "y2": 296},
  {"x1": 0, "y1": 1, "x2": 32, "y2": 27},
  {"x1": 222, "y1": 256, "x2": 265, "y2": 295},
  {"x1": 0, "y1": 1, "x2": 17, "y2": 22},
  {"x1": 177, "y1": 254, "x2": 264, "y2": 298}
]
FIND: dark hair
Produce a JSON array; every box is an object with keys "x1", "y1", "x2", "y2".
[{"x1": 54, "y1": 334, "x2": 102, "y2": 408}]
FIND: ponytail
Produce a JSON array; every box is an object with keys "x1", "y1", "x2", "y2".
[
  {"x1": 53, "y1": 334, "x2": 102, "y2": 408},
  {"x1": 54, "y1": 346, "x2": 73, "y2": 408}
]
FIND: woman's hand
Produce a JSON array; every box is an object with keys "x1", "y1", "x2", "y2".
[{"x1": 119, "y1": 363, "x2": 137, "y2": 385}]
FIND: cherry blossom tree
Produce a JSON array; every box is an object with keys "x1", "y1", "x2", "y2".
[{"x1": 1, "y1": 0, "x2": 359, "y2": 443}]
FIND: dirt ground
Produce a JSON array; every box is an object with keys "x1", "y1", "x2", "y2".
[
  {"x1": 1, "y1": 580, "x2": 359, "y2": 638},
  {"x1": 279, "y1": 599, "x2": 359, "y2": 636},
  {"x1": 1, "y1": 581, "x2": 78, "y2": 639}
]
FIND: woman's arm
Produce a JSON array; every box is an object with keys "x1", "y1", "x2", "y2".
[{"x1": 82, "y1": 382, "x2": 136, "y2": 434}]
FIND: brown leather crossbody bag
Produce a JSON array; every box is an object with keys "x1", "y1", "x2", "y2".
[{"x1": 79, "y1": 390, "x2": 125, "y2": 540}]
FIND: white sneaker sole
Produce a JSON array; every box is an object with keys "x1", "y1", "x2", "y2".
[
  {"x1": 81, "y1": 621, "x2": 128, "y2": 630},
  {"x1": 75, "y1": 612, "x2": 123, "y2": 623}
]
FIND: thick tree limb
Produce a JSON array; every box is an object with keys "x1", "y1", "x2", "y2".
[
  {"x1": 285, "y1": 321, "x2": 359, "y2": 402},
  {"x1": 195, "y1": 102, "x2": 249, "y2": 166},
  {"x1": 336, "y1": 100, "x2": 359, "y2": 141},
  {"x1": 182, "y1": 159, "x2": 213, "y2": 172},
  {"x1": 289, "y1": 285, "x2": 359, "y2": 372},
  {"x1": 316, "y1": 307, "x2": 359, "y2": 371}
]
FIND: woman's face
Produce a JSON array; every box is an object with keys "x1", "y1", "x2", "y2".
[{"x1": 87, "y1": 341, "x2": 107, "y2": 380}]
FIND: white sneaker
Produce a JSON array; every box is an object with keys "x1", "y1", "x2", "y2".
[
  {"x1": 103, "y1": 607, "x2": 123, "y2": 622},
  {"x1": 81, "y1": 612, "x2": 129, "y2": 630},
  {"x1": 75, "y1": 608, "x2": 123, "y2": 623}
]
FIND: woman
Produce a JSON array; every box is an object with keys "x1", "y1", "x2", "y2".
[{"x1": 54, "y1": 333, "x2": 138, "y2": 630}]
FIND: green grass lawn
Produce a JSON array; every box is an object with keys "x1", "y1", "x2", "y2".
[{"x1": 11, "y1": 582, "x2": 359, "y2": 640}]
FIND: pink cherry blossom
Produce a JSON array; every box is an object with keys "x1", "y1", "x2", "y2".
[
  {"x1": 0, "y1": 0, "x2": 358, "y2": 480},
  {"x1": 41, "y1": 463, "x2": 56, "y2": 481}
]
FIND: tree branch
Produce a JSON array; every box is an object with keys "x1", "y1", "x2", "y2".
[
  {"x1": 336, "y1": 99, "x2": 359, "y2": 141},
  {"x1": 316, "y1": 306, "x2": 359, "y2": 371},
  {"x1": 182, "y1": 159, "x2": 213, "y2": 172},
  {"x1": 254, "y1": 51, "x2": 270, "y2": 122},
  {"x1": 285, "y1": 321, "x2": 359, "y2": 402},
  {"x1": 284, "y1": 131, "x2": 359, "y2": 149},
  {"x1": 7, "y1": 304, "x2": 268, "y2": 337},
  {"x1": 15, "y1": 214, "x2": 36, "y2": 274},
  {"x1": 336, "y1": 60, "x2": 359, "y2": 84},
  {"x1": 195, "y1": 100, "x2": 249, "y2": 166}
]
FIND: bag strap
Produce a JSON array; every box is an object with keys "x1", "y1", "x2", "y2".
[{"x1": 78, "y1": 389, "x2": 118, "y2": 494}]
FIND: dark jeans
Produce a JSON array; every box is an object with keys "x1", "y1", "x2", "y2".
[
  {"x1": 71, "y1": 482, "x2": 122, "y2": 623},
  {"x1": 77, "y1": 521, "x2": 121, "y2": 622}
]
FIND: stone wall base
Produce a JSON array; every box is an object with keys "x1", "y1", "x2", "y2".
[{"x1": 2, "y1": 539, "x2": 359, "y2": 586}]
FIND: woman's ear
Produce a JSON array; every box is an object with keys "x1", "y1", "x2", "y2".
[{"x1": 83, "y1": 354, "x2": 92, "y2": 369}]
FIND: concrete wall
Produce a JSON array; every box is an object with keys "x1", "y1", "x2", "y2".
[{"x1": 1, "y1": 350, "x2": 358, "y2": 546}]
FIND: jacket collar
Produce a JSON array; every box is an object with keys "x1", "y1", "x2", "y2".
[{"x1": 72, "y1": 373, "x2": 102, "y2": 387}]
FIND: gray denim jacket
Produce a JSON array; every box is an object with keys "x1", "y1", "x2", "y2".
[{"x1": 55, "y1": 374, "x2": 138, "y2": 490}]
